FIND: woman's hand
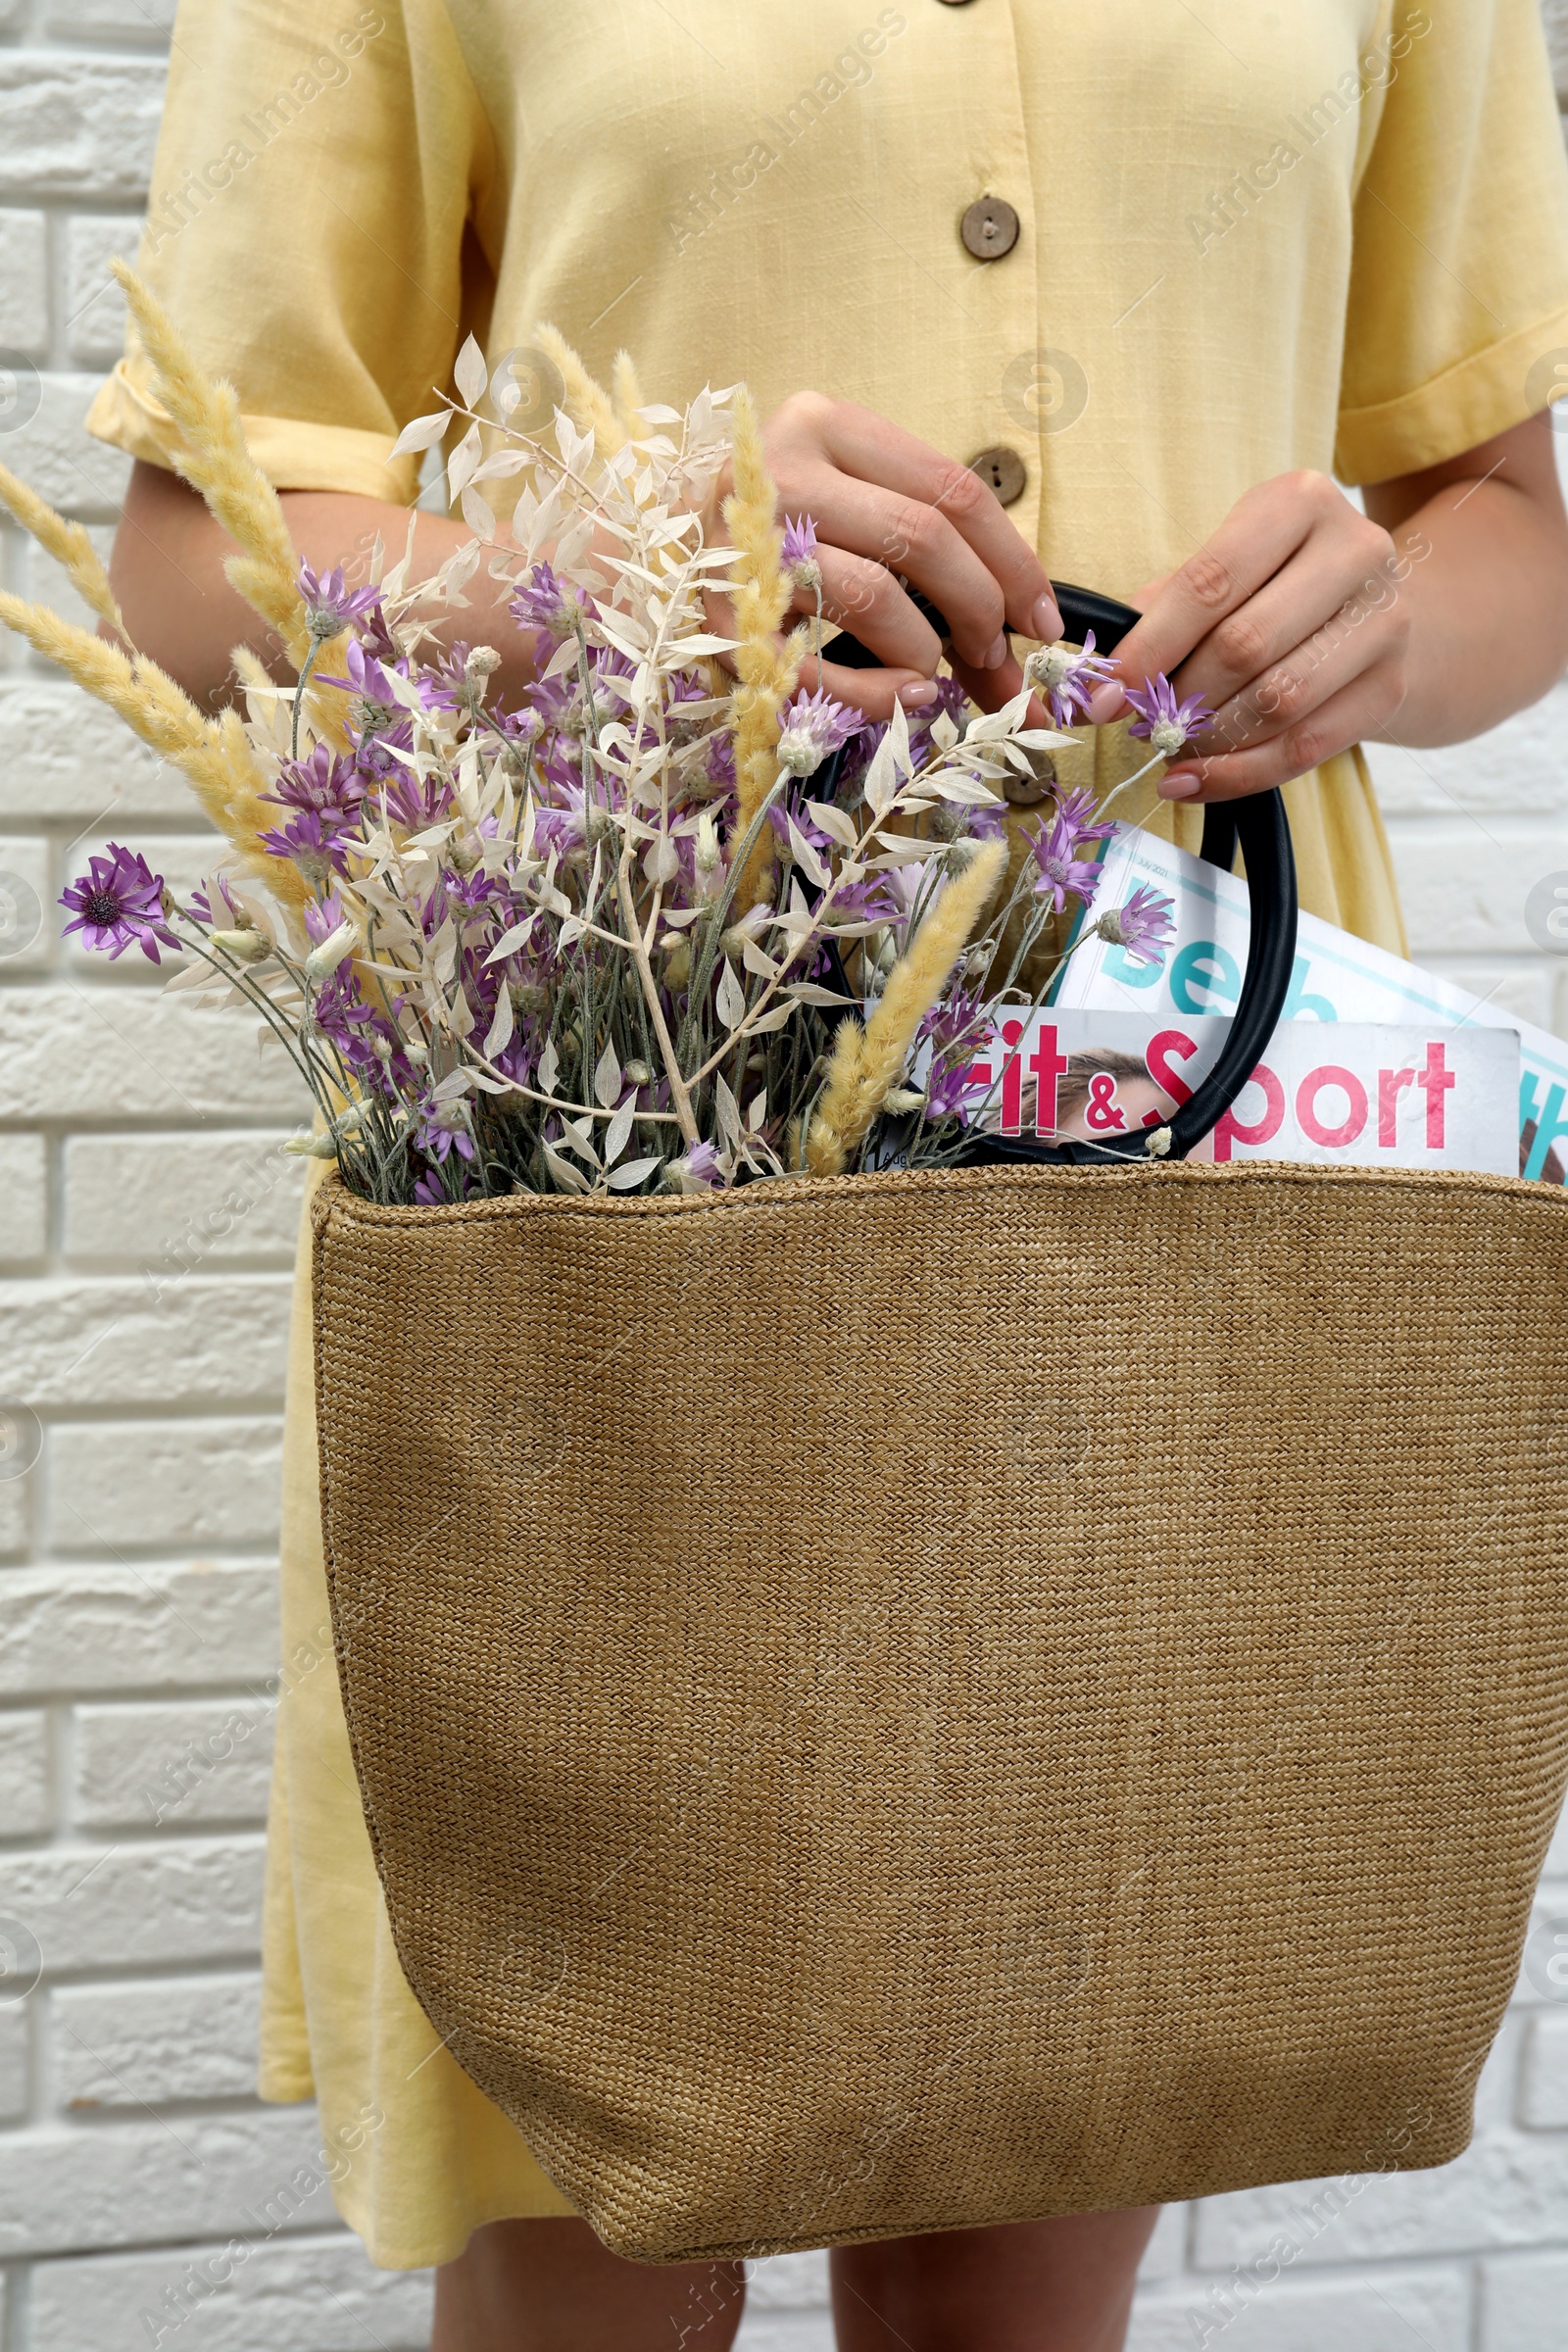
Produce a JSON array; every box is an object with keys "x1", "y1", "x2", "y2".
[
  {"x1": 1088, "y1": 469, "x2": 1414, "y2": 801},
  {"x1": 709, "y1": 391, "x2": 1061, "y2": 723},
  {"x1": 1091, "y1": 416, "x2": 1568, "y2": 800}
]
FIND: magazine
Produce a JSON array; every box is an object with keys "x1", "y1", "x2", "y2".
[
  {"x1": 965, "y1": 1010, "x2": 1518, "y2": 1173},
  {"x1": 1047, "y1": 822, "x2": 1561, "y2": 1183}
]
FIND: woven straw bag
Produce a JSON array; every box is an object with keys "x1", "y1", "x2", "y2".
[
  {"x1": 310, "y1": 591, "x2": 1568, "y2": 2261},
  {"x1": 313, "y1": 1157, "x2": 1568, "y2": 2261}
]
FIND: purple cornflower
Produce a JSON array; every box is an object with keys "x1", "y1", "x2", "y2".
[
  {"x1": 414, "y1": 1096, "x2": 476, "y2": 1167},
  {"x1": 776, "y1": 687, "x2": 858, "y2": 778},
  {"x1": 532, "y1": 778, "x2": 614, "y2": 858},
  {"x1": 1123, "y1": 674, "x2": 1213, "y2": 759},
  {"x1": 1097, "y1": 883, "x2": 1176, "y2": 968},
  {"x1": 324, "y1": 638, "x2": 456, "y2": 723},
  {"x1": 509, "y1": 562, "x2": 586, "y2": 641},
  {"x1": 829, "y1": 872, "x2": 904, "y2": 927},
  {"x1": 493, "y1": 704, "x2": 545, "y2": 750},
  {"x1": 298, "y1": 561, "x2": 381, "y2": 640},
  {"x1": 262, "y1": 742, "x2": 366, "y2": 824},
  {"x1": 918, "y1": 987, "x2": 990, "y2": 1123},
  {"x1": 60, "y1": 845, "x2": 180, "y2": 963},
  {"x1": 374, "y1": 768, "x2": 455, "y2": 830},
  {"x1": 256, "y1": 806, "x2": 353, "y2": 885},
  {"x1": 671, "y1": 1139, "x2": 723, "y2": 1190},
  {"x1": 188, "y1": 872, "x2": 241, "y2": 928},
  {"x1": 1026, "y1": 813, "x2": 1103, "y2": 912},
  {"x1": 1023, "y1": 633, "x2": 1118, "y2": 728},
  {"x1": 781, "y1": 514, "x2": 821, "y2": 590},
  {"x1": 304, "y1": 892, "x2": 349, "y2": 948},
  {"x1": 313, "y1": 969, "x2": 409, "y2": 1092},
  {"x1": 1052, "y1": 785, "x2": 1116, "y2": 844}
]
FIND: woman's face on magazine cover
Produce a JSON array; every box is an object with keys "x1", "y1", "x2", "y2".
[{"x1": 1052, "y1": 1072, "x2": 1216, "y2": 1161}]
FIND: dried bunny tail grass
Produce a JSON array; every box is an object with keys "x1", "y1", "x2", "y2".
[
  {"x1": 798, "y1": 1012, "x2": 863, "y2": 1175},
  {"x1": 230, "y1": 643, "x2": 276, "y2": 701},
  {"x1": 805, "y1": 839, "x2": 1007, "y2": 1177},
  {"x1": 0, "y1": 590, "x2": 305, "y2": 909},
  {"x1": 0, "y1": 461, "x2": 125, "y2": 638},
  {"x1": 612, "y1": 350, "x2": 649, "y2": 445},
  {"x1": 724, "y1": 386, "x2": 798, "y2": 908},
  {"x1": 533, "y1": 324, "x2": 622, "y2": 453},
  {"x1": 112, "y1": 261, "x2": 311, "y2": 669}
]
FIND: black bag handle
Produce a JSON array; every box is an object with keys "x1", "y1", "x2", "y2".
[{"x1": 819, "y1": 581, "x2": 1298, "y2": 1163}]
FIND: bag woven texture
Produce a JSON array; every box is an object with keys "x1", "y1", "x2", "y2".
[{"x1": 312, "y1": 1159, "x2": 1568, "y2": 2263}]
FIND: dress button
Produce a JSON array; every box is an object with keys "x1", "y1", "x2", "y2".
[
  {"x1": 1002, "y1": 751, "x2": 1056, "y2": 808},
  {"x1": 960, "y1": 196, "x2": 1020, "y2": 262},
  {"x1": 936, "y1": 1, "x2": 979, "y2": 7},
  {"x1": 968, "y1": 445, "x2": 1027, "y2": 506}
]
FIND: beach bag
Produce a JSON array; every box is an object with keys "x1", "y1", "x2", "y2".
[{"x1": 310, "y1": 589, "x2": 1568, "y2": 2262}]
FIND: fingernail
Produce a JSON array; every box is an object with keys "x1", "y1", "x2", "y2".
[
  {"x1": 984, "y1": 631, "x2": 1008, "y2": 670},
  {"x1": 1030, "y1": 593, "x2": 1061, "y2": 642},
  {"x1": 1086, "y1": 683, "x2": 1125, "y2": 725},
  {"x1": 897, "y1": 680, "x2": 940, "y2": 709},
  {"x1": 1159, "y1": 770, "x2": 1202, "y2": 799}
]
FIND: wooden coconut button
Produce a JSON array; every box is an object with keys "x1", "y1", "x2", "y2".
[
  {"x1": 1002, "y1": 751, "x2": 1056, "y2": 808},
  {"x1": 968, "y1": 445, "x2": 1027, "y2": 506},
  {"x1": 960, "y1": 196, "x2": 1020, "y2": 262}
]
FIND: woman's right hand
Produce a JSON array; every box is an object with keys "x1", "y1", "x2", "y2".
[{"x1": 710, "y1": 392, "x2": 1061, "y2": 723}]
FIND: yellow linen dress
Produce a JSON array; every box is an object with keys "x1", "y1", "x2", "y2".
[{"x1": 88, "y1": 0, "x2": 1568, "y2": 2268}]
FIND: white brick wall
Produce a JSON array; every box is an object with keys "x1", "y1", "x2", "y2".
[{"x1": 1, "y1": 8, "x2": 1567, "y2": 2349}]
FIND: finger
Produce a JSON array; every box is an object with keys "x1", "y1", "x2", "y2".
[
  {"x1": 802, "y1": 655, "x2": 944, "y2": 722},
  {"x1": 819, "y1": 403, "x2": 1061, "y2": 644},
  {"x1": 1156, "y1": 662, "x2": 1407, "y2": 801},
  {"x1": 780, "y1": 459, "x2": 1014, "y2": 671},
  {"x1": 1167, "y1": 532, "x2": 1401, "y2": 720},
  {"x1": 792, "y1": 545, "x2": 944, "y2": 675},
  {"x1": 1088, "y1": 479, "x2": 1328, "y2": 719},
  {"x1": 1197, "y1": 595, "x2": 1400, "y2": 762},
  {"x1": 705, "y1": 581, "x2": 938, "y2": 721}
]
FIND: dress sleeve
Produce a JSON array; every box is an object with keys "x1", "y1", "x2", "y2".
[
  {"x1": 1335, "y1": 0, "x2": 1568, "y2": 483},
  {"x1": 85, "y1": 0, "x2": 497, "y2": 505}
]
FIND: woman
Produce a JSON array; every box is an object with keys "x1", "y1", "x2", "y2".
[{"x1": 95, "y1": 3, "x2": 1568, "y2": 2345}]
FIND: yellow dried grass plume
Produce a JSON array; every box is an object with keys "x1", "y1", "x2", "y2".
[
  {"x1": 111, "y1": 262, "x2": 314, "y2": 674},
  {"x1": 0, "y1": 461, "x2": 124, "y2": 639},
  {"x1": 533, "y1": 324, "x2": 624, "y2": 453},
  {"x1": 0, "y1": 592, "x2": 305, "y2": 911},
  {"x1": 724, "y1": 387, "x2": 800, "y2": 909},
  {"x1": 805, "y1": 839, "x2": 1007, "y2": 1177}
]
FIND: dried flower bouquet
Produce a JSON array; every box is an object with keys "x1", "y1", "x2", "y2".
[{"x1": 1, "y1": 269, "x2": 1198, "y2": 1205}]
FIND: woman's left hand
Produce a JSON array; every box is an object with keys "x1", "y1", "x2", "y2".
[{"x1": 1087, "y1": 468, "x2": 1415, "y2": 800}]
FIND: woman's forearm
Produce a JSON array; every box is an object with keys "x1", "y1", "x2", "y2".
[
  {"x1": 106, "y1": 461, "x2": 519, "y2": 712},
  {"x1": 1364, "y1": 411, "x2": 1568, "y2": 749}
]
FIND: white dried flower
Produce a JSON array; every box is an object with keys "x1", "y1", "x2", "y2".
[
  {"x1": 303, "y1": 921, "x2": 358, "y2": 982},
  {"x1": 210, "y1": 927, "x2": 269, "y2": 963}
]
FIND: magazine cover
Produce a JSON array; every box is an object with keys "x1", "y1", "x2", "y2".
[
  {"x1": 1052, "y1": 823, "x2": 1565, "y2": 1184},
  {"x1": 964, "y1": 1010, "x2": 1518, "y2": 1173}
]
